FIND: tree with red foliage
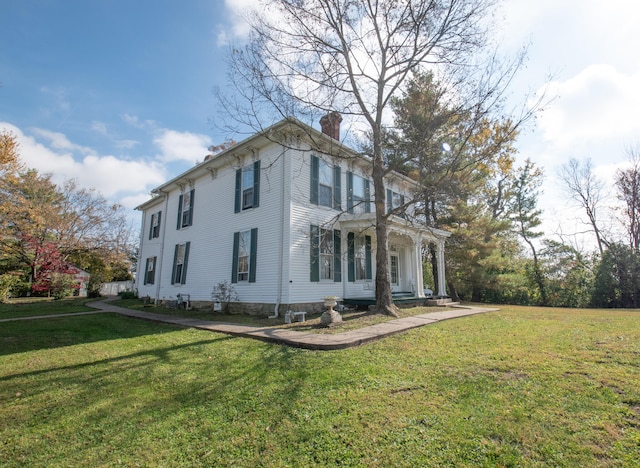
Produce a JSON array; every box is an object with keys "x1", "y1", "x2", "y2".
[{"x1": 22, "y1": 234, "x2": 79, "y2": 297}]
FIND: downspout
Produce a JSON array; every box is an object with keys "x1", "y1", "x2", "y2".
[
  {"x1": 136, "y1": 210, "x2": 147, "y2": 294},
  {"x1": 269, "y1": 147, "x2": 287, "y2": 318},
  {"x1": 154, "y1": 191, "x2": 170, "y2": 304}
]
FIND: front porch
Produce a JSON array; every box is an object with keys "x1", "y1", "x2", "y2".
[
  {"x1": 338, "y1": 213, "x2": 451, "y2": 305},
  {"x1": 343, "y1": 291, "x2": 429, "y2": 308}
]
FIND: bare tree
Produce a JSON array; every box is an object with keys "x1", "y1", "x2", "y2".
[
  {"x1": 615, "y1": 148, "x2": 640, "y2": 252},
  {"x1": 219, "y1": 0, "x2": 531, "y2": 315},
  {"x1": 559, "y1": 157, "x2": 608, "y2": 255}
]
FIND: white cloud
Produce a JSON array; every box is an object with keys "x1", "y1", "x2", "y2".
[
  {"x1": 536, "y1": 65, "x2": 640, "y2": 150},
  {"x1": 153, "y1": 129, "x2": 212, "y2": 163},
  {"x1": 0, "y1": 122, "x2": 166, "y2": 207},
  {"x1": 216, "y1": 0, "x2": 260, "y2": 46}
]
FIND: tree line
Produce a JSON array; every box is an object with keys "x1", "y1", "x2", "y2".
[{"x1": 0, "y1": 131, "x2": 135, "y2": 300}]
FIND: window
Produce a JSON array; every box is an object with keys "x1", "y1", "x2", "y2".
[
  {"x1": 347, "y1": 232, "x2": 372, "y2": 281},
  {"x1": 177, "y1": 189, "x2": 195, "y2": 229},
  {"x1": 310, "y1": 155, "x2": 341, "y2": 210},
  {"x1": 232, "y1": 228, "x2": 258, "y2": 283},
  {"x1": 390, "y1": 253, "x2": 399, "y2": 286},
  {"x1": 386, "y1": 188, "x2": 405, "y2": 214},
  {"x1": 310, "y1": 225, "x2": 341, "y2": 282},
  {"x1": 144, "y1": 256, "x2": 157, "y2": 285},
  {"x1": 171, "y1": 242, "x2": 190, "y2": 285},
  {"x1": 149, "y1": 212, "x2": 162, "y2": 239},
  {"x1": 347, "y1": 172, "x2": 370, "y2": 214},
  {"x1": 235, "y1": 161, "x2": 260, "y2": 212}
]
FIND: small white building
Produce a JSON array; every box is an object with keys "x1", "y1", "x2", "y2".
[{"x1": 135, "y1": 115, "x2": 449, "y2": 315}]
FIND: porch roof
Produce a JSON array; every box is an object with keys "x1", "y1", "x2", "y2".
[{"x1": 338, "y1": 213, "x2": 450, "y2": 241}]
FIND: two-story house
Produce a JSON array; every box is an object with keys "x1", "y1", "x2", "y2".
[{"x1": 135, "y1": 115, "x2": 450, "y2": 315}]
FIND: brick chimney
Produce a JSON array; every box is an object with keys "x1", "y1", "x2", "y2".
[{"x1": 320, "y1": 112, "x2": 343, "y2": 141}]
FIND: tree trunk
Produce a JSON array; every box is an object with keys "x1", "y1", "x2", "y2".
[{"x1": 372, "y1": 142, "x2": 399, "y2": 317}]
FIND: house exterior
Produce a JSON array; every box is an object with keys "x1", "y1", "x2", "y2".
[{"x1": 135, "y1": 116, "x2": 450, "y2": 315}]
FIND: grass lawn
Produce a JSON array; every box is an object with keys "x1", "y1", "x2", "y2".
[
  {"x1": 0, "y1": 297, "x2": 95, "y2": 319},
  {"x1": 1, "y1": 304, "x2": 639, "y2": 466}
]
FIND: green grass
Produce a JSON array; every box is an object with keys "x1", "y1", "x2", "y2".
[
  {"x1": 1, "y1": 305, "x2": 639, "y2": 466},
  {"x1": 0, "y1": 297, "x2": 95, "y2": 319}
]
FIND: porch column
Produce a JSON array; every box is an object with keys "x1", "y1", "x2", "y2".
[
  {"x1": 436, "y1": 239, "x2": 447, "y2": 297},
  {"x1": 414, "y1": 235, "x2": 425, "y2": 298}
]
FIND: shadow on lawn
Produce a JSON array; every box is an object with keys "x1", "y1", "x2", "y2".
[
  {"x1": 1, "y1": 319, "x2": 308, "y2": 465},
  {"x1": 0, "y1": 313, "x2": 219, "y2": 357}
]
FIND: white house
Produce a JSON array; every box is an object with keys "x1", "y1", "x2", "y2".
[{"x1": 135, "y1": 115, "x2": 450, "y2": 315}]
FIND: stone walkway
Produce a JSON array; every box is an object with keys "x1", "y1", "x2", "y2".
[
  {"x1": 84, "y1": 298, "x2": 497, "y2": 350},
  {"x1": 2, "y1": 298, "x2": 497, "y2": 350}
]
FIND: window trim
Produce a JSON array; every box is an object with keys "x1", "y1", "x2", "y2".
[
  {"x1": 310, "y1": 155, "x2": 341, "y2": 210},
  {"x1": 231, "y1": 228, "x2": 258, "y2": 283},
  {"x1": 347, "y1": 172, "x2": 371, "y2": 214},
  {"x1": 171, "y1": 242, "x2": 190, "y2": 285},
  {"x1": 235, "y1": 161, "x2": 260, "y2": 213},
  {"x1": 177, "y1": 189, "x2": 195, "y2": 229},
  {"x1": 149, "y1": 211, "x2": 162, "y2": 239},
  {"x1": 347, "y1": 232, "x2": 372, "y2": 282},
  {"x1": 310, "y1": 224, "x2": 341, "y2": 282},
  {"x1": 144, "y1": 256, "x2": 157, "y2": 285}
]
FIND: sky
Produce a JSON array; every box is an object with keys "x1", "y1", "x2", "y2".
[{"x1": 2, "y1": 0, "x2": 640, "y2": 249}]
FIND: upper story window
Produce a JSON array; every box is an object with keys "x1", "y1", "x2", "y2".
[
  {"x1": 177, "y1": 189, "x2": 195, "y2": 229},
  {"x1": 347, "y1": 172, "x2": 371, "y2": 214},
  {"x1": 149, "y1": 211, "x2": 162, "y2": 239},
  {"x1": 235, "y1": 161, "x2": 260, "y2": 213},
  {"x1": 310, "y1": 155, "x2": 341, "y2": 210},
  {"x1": 386, "y1": 188, "x2": 405, "y2": 215}
]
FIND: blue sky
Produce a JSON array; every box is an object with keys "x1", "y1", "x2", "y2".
[{"x1": 2, "y1": 0, "x2": 640, "y2": 248}]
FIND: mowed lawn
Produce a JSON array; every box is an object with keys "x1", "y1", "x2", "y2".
[{"x1": 1, "y1": 303, "x2": 639, "y2": 467}]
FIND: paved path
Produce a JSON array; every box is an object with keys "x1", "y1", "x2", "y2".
[
  {"x1": 83, "y1": 298, "x2": 497, "y2": 350},
  {"x1": 1, "y1": 298, "x2": 497, "y2": 350}
]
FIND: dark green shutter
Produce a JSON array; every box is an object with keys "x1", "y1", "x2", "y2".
[
  {"x1": 364, "y1": 180, "x2": 371, "y2": 213},
  {"x1": 386, "y1": 189, "x2": 393, "y2": 214},
  {"x1": 148, "y1": 216, "x2": 153, "y2": 240},
  {"x1": 187, "y1": 189, "x2": 195, "y2": 226},
  {"x1": 333, "y1": 229, "x2": 341, "y2": 282},
  {"x1": 171, "y1": 244, "x2": 179, "y2": 284},
  {"x1": 231, "y1": 232, "x2": 239, "y2": 283},
  {"x1": 249, "y1": 228, "x2": 258, "y2": 283},
  {"x1": 234, "y1": 169, "x2": 242, "y2": 213},
  {"x1": 253, "y1": 161, "x2": 260, "y2": 208},
  {"x1": 310, "y1": 224, "x2": 319, "y2": 282},
  {"x1": 346, "y1": 171, "x2": 353, "y2": 213},
  {"x1": 177, "y1": 194, "x2": 183, "y2": 229},
  {"x1": 310, "y1": 155, "x2": 319, "y2": 205},
  {"x1": 181, "y1": 242, "x2": 190, "y2": 284},
  {"x1": 156, "y1": 212, "x2": 162, "y2": 236},
  {"x1": 347, "y1": 232, "x2": 355, "y2": 282},
  {"x1": 150, "y1": 256, "x2": 157, "y2": 284},
  {"x1": 365, "y1": 235, "x2": 372, "y2": 279},
  {"x1": 333, "y1": 165, "x2": 341, "y2": 210},
  {"x1": 144, "y1": 258, "x2": 150, "y2": 284}
]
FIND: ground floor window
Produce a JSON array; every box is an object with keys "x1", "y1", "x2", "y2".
[
  {"x1": 232, "y1": 228, "x2": 258, "y2": 283},
  {"x1": 171, "y1": 242, "x2": 190, "y2": 285},
  {"x1": 310, "y1": 225, "x2": 341, "y2": 282}
]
